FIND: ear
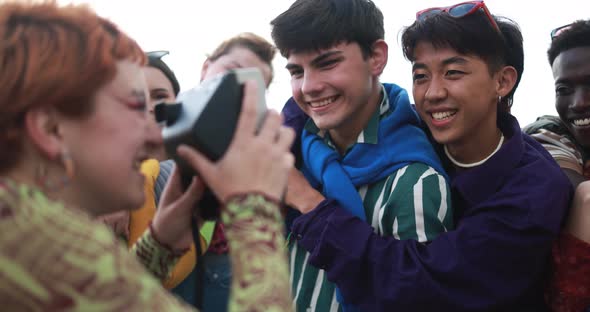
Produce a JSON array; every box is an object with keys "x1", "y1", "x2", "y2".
[
  {"x1": 24, "y1": 107, "x2": 63, "y2": 161},
  {"x1": 200, "y1": 59, "x2": 211, "y2": 82},
  {"x1": 496, "y1": 65, "x2": 518, "y2": 98},
  {"x1": 369, "y1": 39, "x2": 388, "y2": 76}
]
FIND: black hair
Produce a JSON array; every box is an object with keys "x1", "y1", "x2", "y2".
[
  {"x1": 548, "y1": 20, "x2": 590, "y2": 66},
  {"x1": 270, "y1": 0, "x2": 384, "y2": 58},
  {"x1": 401, "y1": 11, "x2": 524, "y2": 112},
  {"x1": 147, "y1": 55, "x2": 180, "y2": 96}
]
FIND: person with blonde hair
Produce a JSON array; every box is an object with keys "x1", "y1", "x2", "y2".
[{"x1": 192, "y1": 31, "x2": 277, "y2": 310}]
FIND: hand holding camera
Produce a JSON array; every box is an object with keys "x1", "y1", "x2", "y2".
[
  {"x1": 152, "y1": 76, "x2": 294, "y2": 251},
  {"x1": 156, "y1": 68, "x2": 294, "y2": 218},
  {"x1": 178, "y1": 81, "x2": 295, "y2": 204}
]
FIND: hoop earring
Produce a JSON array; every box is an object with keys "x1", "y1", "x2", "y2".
[
  {"x1": 35, "y1": 151, "x2": 75, "y2": 192},
  {"x1": 35, "y1": 163, "x2": 70, "y2": 192},
  {"x1": 61, "y1": 152, "x2": 75, "y2": 180}
]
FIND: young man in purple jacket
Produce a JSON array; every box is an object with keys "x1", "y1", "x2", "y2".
[{"x1": 281, "y1": 1, "x2": 573, "y2": 311}]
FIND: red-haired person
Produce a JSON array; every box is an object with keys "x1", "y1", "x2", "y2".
[
  {"x1": 98, "y1": 51, "x2": 204, "y2": 291},
  {"x1": 0, "y1": 2, "x2": 293, "y2": 311}
]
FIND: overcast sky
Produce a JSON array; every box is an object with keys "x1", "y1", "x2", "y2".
[{"x1": 60, "y1": 0, "x2": 590, "y2": 126}]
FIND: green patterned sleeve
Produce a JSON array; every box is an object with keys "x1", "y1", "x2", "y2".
[
  {"x1": 131, "y1": 226, "x2": 184, "y2": 282},
  {"x1": 379, "y1": 163, "x2": 453, "y2": 242},
  {"x1": 0, "y1": 181, "x2": 197, "y2": 311},
  {"x1": 222, "y1": 193, "x2": 292, "y2": 312},
  {"x1": 0, "y1": 180, "x2": 291, "y2": 311}
]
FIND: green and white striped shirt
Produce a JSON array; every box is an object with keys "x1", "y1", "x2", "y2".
[{"x1": 290, "y1": 86, "x2": 453, "y2": 312}]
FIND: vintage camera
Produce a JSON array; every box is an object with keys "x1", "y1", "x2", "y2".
[{"x1": 155, "y1": 68, "x2": 267, "y2": 220}]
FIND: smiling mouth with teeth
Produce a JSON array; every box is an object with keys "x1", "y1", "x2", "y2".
[
  {"x1": 572, "y1": 118, "x2": 590, "y2": 127},
  {"x1": 432, "y1": 111, "x2": 457, "y2": 121},
  {"x1": 309, "y1": 96, "x2": 338, "y2": 108}
]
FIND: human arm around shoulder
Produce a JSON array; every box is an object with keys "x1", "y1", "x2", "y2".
[
  {"x1": 524, "y1": 118, "x2": 588, "y2": 187},
  {"x1": 289, "y1": 165, "x2": 571, "y2": 310}
]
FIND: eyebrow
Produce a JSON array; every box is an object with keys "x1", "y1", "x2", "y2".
[
  {"x1": 442, "y1": 56, "x2": 469, "y2": 66},
  {"x1": 412, "y1": 63, "x2": 427, "y2": 72},
  {"x1": 285, "y1": 63, "x2": 301, "y2": 71},
  {"x1": 310, "y1": 51, "x2": 343, "y2": 67},
  {"x1": 412, "y1": 56, "x2": 469, "y2": 71},
  {"x1": 150, "y1": 88, "x2": 170, "y2": 93},
  {"x1": 285, "y1": 50, "x2": 344, "y2": 71},
  {"x1": 555, "y1": 74, "x2": 590, "y2": 85},
  {"x1": 229, "y1": 61, "x2": 242, "y2": 68}
]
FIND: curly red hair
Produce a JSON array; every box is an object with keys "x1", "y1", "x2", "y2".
[{"x1": 0, "y1": 1, "x2": 146, "y2": 173}]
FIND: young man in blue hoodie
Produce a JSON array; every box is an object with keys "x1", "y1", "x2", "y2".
[{"x1": 271, "y1": 1, "x2": 452, "y2": 311}]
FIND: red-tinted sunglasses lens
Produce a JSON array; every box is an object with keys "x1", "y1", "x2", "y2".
[
  {"x1": 447, "y1": 3, "x2": 478, "y2": 18},
  {"x1": 417, "y1": 8, "x2": 444, "y2": 21}
]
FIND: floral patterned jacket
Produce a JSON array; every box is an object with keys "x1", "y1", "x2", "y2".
[{"x1": 0, "y1": 179, "x2": 291, "y2": 312}]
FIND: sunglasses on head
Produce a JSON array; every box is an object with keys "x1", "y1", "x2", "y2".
[
  {"x1": 416, "y1": 1, "x2": 500, "y2": 32},
  {"x1": 550, "y1": 23, "x2": 574, "y2": 41},
  {"x1": 146, "y1": 50, "x2": 170, "y2": 59}
]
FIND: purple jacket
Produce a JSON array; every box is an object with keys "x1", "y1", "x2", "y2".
[{"x1": 284, "y1": 99, "x2": 573, "y2": 311}]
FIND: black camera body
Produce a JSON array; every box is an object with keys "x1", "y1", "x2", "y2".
[{"x1": 156, "y1": 68, "x2": 267, "y2": 220}]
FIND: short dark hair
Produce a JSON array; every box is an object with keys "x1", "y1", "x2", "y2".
[
  {"x1": 401, "y1": 12, "x2": 524, "y2": 112},
  {"x1": 548, "y1": 20, "x2": 590, "y2": 66},
  {"x1": 270, "y1": 0, "x2": 384, "y2": 58},
  {"x1": 147, "y1": 55, "x2": 180, "y2": 96},
  {"x1": 207, "y1": 32, "x2": 276, "y2": 84}
]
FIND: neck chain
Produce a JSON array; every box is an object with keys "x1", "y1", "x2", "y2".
[{"x1": 444, "y1": 133, "x2": 504, "y2": 168}]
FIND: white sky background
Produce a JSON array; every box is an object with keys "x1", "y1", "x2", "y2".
[{"x1": 59, "y1": 0, "x2": 590, "y2": 126}]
